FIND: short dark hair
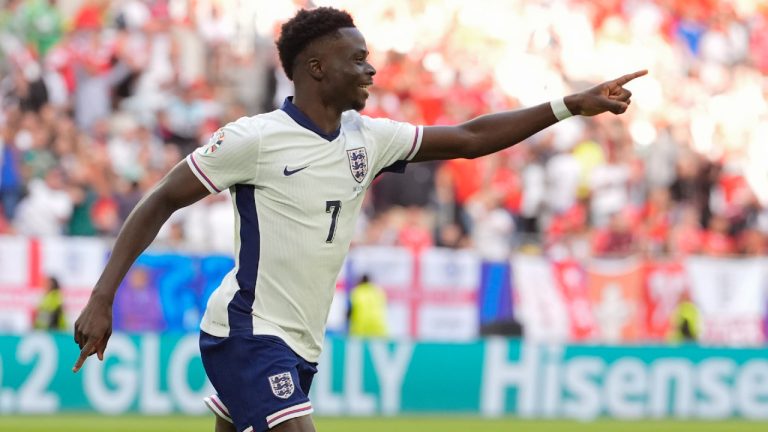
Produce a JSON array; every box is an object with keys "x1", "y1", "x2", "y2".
[{"x1": 276, "y1": 7, "x2": 356, "y2": 80}]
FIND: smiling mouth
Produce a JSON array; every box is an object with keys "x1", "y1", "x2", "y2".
[{"x1": 357, "y1": 83, "x2": 372, "y2": 98}]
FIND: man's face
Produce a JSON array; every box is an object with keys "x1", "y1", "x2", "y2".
[{"x1": 318, "y1": 27, "x2": 376, "y2": 112}]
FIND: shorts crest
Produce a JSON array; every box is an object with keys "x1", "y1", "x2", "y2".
[
  {"x1": 346, "y1": 147, "x2": 368, "y2": 183},
  {"x1": 268, "y1": 372, "x2": 295, "y2": 399}
]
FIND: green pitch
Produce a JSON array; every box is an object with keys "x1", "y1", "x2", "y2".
[{"x1": 0, "y1": 415, "x2": 765, "y2": 432}]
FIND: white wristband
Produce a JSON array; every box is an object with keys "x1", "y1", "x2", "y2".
[{"x1": 550, "y1": 97, "x2": 573, "y2": 121}]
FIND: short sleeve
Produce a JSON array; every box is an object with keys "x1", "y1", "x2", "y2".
[
  {"x1": 361, "y1": 116, "x2": 423, "y2": 175},
  {"x1": 185, "y1": 117, "x2": 261, "y2": 193}
]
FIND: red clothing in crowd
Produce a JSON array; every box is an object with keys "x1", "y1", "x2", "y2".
[
  {"x1": 751, "y1": 11, "x2": 768, "y2": 74},
  {"x1": 701, "y1": 230, "x2": 737, "y2": 256},
  {"x1": 641, "y1": 201, "x2": 671, "y2": 252},
  {"x1": 72, "y1": 2, "x2": 105, "y2": 31},
  {"x1": 398, "y1": 224, "x2": 433, "y2": 253},
  {"x1": 670, "y1": 225, "x2": 704, "y2": 255},
  {"x1": 441, "y1": 159, "x2": 482, "y2": 206},
  {"x1": 592, "y1": 229, "x2": 637, "y2": 256}
]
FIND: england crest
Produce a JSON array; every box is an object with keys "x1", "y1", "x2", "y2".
[
  {"x1": 346, "y1": 147, "x2": 368, "y2": 183},
  {"x1": 268, "y1": 372, "x2": 295, "y2": 399}
]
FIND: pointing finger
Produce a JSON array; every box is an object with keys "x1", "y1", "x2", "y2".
[
  {"x1": 615, "y1": 70, "x2": 648, "y2": 86},
  {"x1": 73, "y1": 341, "x2": 96, "y2": 373},
  {"x1": 96, "y1": 336, "x2": 109, "y2": 361}
]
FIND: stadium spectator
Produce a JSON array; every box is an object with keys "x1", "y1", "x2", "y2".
[
  {"x1": 544, "y1": 130, "x2": 583, "y2": 216},
  {"x1": 14, "y1": 166, "x2": 73, "y2": 236},
  {"x1": 466, "y1": 188, "x2": 515, "y2": 261},
  {"x1": 113, "y1": 267, "x2": 164, "y2": 332},
  {"x1": 397, "y1": 206, "x2": 434, "y2": 253},
  {"x1": 0, "y1": 124, "x2": 24, "y2": 221},
  {"x1": 641, "y1": 187, "x2": 673, "y2": 255},
  {"x1": 668, "y1": 205, "x2": 705, "y2": 256},
  {"x1": 347, "y1": 274, "x2": 389, "y2": 338},
  {"x1": 33, "y1": 275, "x2": 66, "y2": 331},
  {"x1": 592, "y1": 209, "x2": 640, "y2": 257},
  {"x1": 670, "y1": 290, "x2": 701, "y2": 343},
  {"x1": 517, "y1": 144, "x2": 547, "y2": 237},
  {"x1": 18, "y1": 0, "x2": 64, "y2": 58},
  {"x1": 701, "y1": 213, "x2": 737, "y2": 256}
]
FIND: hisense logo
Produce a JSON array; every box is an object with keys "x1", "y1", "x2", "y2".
[{"x1": 480, "y1": 341, "x2": 768, "y2": 420}]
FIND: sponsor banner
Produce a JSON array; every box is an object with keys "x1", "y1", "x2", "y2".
[
  {"x1": 643, "y1": 260, "x2": 687, "y2": 341},
  {"x1": 114, "y1": 254, "x2": 233, "y2": 332},
  {"x1": 420, "y1": 248, "x2": 479, "y2": 290},
  {"x1": 347, "y1": 247, "x2": 415, "y2": 339},
  {"x1": 0, "y1": 237, "x2": 35, "y2": 332},
  {"x1": 345, "y1": 247, "x2": 479, "y2": 340},
  {"x1": 46, "y1": 238, "x2": 111, "y2": 327},
  {"x1": 346, "y1": 247, "x2": 414, "y2": 288},
  {"x1": 552, "y1": 260, "x2": 596, "y2": 341},
  {"x1": 478, "y1": 262, "x2": 513, "y2": 326},
  {"x1": 0, "y1": 236, "x2": 29, "y2": 286},
  {"x1": 686, "y1": 257, "x2": 766, "y2": 346},
  {"x1": 586, "y1": 259, "x2": 645, "y2": 343},
  {"x1": 40, "y1": 237, "x2": 105, "y2": 289},
  {"x1": 512, "y1": 255, "x2": 570, "y2": 342},
  {"x1": 0, "y1": 237, "x2": 107, "y2": 332},
  {"x1": 416, "y1": 248, "x2": 479, "y2": 340},
  {"x1": 2, "y1": 236, "x2": 767, "y2": 345},
  {"x1": 2, "y1": 334, "x2": 768, "y2": 420},
  {"x1": 0, "y1": 333, "x2": 213, "y2": 414}
]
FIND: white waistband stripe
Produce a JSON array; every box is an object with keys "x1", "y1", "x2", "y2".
[{"x1": 266, "y1": 402, "x2": 313, "y2": 428}]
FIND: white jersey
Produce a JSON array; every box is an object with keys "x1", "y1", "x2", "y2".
[{"x1": 186, "y1": 98, "x2": 422, "y2": 362}]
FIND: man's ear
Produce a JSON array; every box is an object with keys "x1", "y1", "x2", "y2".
[{"x1": 307, "y1": 57, "x2": 323, "y2": 81}]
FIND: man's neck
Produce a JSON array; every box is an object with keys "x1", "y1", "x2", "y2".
[{"x1": 291, "y1": 95, "x2": 343, "y2": 136}]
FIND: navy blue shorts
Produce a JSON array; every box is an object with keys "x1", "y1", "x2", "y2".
[{"x1": 199, "y1": 331, "x2": 318, "y2": 432}]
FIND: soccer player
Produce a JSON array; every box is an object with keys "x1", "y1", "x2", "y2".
[{"x1": 72, "y1": 6, "x2": 645, "y2": 432}]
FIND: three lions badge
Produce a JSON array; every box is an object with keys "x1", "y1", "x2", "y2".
[
  {"x1": 269, "y1": 372, "x2": 295, "y2": 399},
  {"x1": 346, "y1": 148, "x2": 368, "y2": 183}
]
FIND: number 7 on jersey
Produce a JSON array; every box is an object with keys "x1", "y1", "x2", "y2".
[{"x1": 325, "y1": 200, "x2": 341, "y2": 243}]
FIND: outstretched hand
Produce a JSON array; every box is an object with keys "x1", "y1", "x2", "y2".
[
  {"x1": 72, "y1": 294, "x2": 113, "y2": 373},
  {"x1": 575, "y1": 70, "x2": 648, "y2": 117}
]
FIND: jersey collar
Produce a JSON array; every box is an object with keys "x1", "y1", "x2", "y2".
[{"x1": 280, "y1": 97, "x2": 341, "y2": 142}]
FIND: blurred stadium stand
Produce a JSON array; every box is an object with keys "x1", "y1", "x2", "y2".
[{"x1": 0, "y1": 0, "x2": 767, "y2": 421}]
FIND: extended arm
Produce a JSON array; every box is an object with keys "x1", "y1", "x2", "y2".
[
  {"x1": 412, "y1": 70, "x2": 647, "y2": 162},
  {"x1": 73, "y1": 161, "x2": 210, "y2": 371}
]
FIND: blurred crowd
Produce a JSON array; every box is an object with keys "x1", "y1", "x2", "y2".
[{"x1": 0, "y1": 0, "x2": 766, "y2": 260}]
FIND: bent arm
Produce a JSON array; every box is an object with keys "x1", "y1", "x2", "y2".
[
  {"x1": 90, "y1": 161, "x2": 210, "y2": 304},
  {"x1": 73, "y1": 160, "x2": 210, "y2": 371},
  {"x1": 412, "y1": 70, "x2": 646, "y2": 162}
]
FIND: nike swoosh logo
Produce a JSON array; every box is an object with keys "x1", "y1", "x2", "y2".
[{"x1": 283, "y1": 165, "x2": 310, "y2": 176}]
